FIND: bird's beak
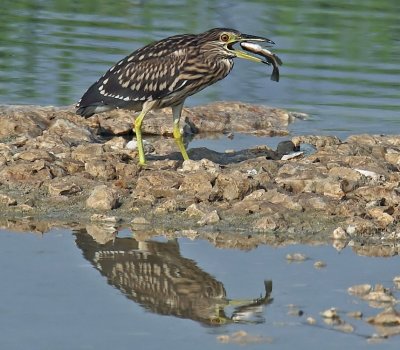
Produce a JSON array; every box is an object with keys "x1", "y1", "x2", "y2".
[{"x1": 229, "y1": 34, "x2": 274, "y2": 63}]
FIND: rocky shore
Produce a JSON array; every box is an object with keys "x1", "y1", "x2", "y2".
[{"x1": 1, "y1": 102, "x2": 399, "y2": 245}]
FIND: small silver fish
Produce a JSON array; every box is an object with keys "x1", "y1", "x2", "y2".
[{"x1": 240, "y1": 42, "x2": 282, "y2": 82}]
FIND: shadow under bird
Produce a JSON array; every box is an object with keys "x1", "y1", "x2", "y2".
[{"x1": 76, "y1": 28, "x2": 281, "y2": 165}]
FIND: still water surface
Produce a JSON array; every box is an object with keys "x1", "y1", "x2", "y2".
[
  {"x1": 1, "y1": 0, "x2": 399, "y2": 139},
  {"x1": 1, "y1": 227, "x2": 400, "y2": 350}
]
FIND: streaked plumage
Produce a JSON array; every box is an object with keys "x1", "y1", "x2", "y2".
[{"x1": 76, "y1": 28, "x2": 277, "y2": 164}]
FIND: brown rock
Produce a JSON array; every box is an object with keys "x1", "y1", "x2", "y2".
[
  {"x1": 86, "y1": 185, "x2": 119, "y2": 210},
  {"x1": 135, "y1": 170, "x2": 182, "y2": 198},
  {"x1": 179, "y1": 171, "x2": 214, "y2": 201},
  {"x1": 214, "y1": 171, "x2": 253, "y2": 201},
  {"x1": 47, "y1": 118, "x2": 95, "y2": 146},
  {"x1": 197, "y1": 210, "x2": 220, "y2": 226},
  {"x1": 0, "y1": 194, "x2": 17, "y2": 206},
  {"x1": 48, "y1": 178, "x2": 82, "y2": 196},
  {"x1": 71, "y1": 144, "x2": 105, "y2": 162},
  {"x1": 85, "y1": 159, "x2": 116, "y2": 180}
]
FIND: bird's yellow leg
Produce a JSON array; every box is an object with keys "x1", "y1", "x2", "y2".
[
  {"x1": 134, "y1": 101, "x2": 155, "y2": 165},
  {"x1": 172, "y1": 103, "x2": 189, "y2": 161}
]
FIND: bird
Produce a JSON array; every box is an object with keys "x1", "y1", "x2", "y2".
[{"x1": 76, "y1": 28, "x2": 274, "y2": 165}]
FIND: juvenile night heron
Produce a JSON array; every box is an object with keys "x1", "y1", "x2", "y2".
[{"x1": 76, "y1": 28, "x2": 274, "y2": 164}]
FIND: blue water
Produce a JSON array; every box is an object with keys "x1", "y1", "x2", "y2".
[
  {"x1": 1, "y1": 228, "x2": 399, "y2": 349},
  {"x1": 1, "y1": 0, "x2": 399, "y2": 140}
]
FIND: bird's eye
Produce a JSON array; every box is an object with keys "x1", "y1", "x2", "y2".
[{"x1": 220, "y1": 33, "x2": 230, "y2": 42}]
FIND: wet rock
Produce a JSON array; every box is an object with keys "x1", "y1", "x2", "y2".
[
  {"x1": 86, "y1": 185, "x2": 119, "y2": 210},
  {"x1": 306, "y1": 317, "x2": 317, "y2": 325},
  {"x1": 367, "y1": 307, "x2": 400, "y2": 326},
  {"x1": 286, "y1": 253, "x2": 308, "y2": 262},
  {"x1": 332, "y1": 227, "x2": 348, "y2": 240},
  {"x1": 320, "y1": 308, "x2": 339, "y2": 319},
  {"x1": 348, "y1": 284, "x2": 372, "y2": 296},
  {"x1": 314, "y1": 260, "x2": 327, "y2": 269}
]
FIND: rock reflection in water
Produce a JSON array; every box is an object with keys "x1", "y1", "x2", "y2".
[{"x1": 74, "y1": 225, "x2": 272, "y2": 326}]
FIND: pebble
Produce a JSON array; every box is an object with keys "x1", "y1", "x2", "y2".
[
  {"x1": 314, "y1": 260, "x2": 327, "y2": 269},
  {"x1": 332, "y1": 227, "x2": 348, "y2": 240},
  {"x1": 348, "y1": 284, "x2": 372, "y2": 296},
  {"x1": 320, "y1": 308, "x2": 339, "y2": 319},
  {"x1": 286, "y1": 253, "x2": 308, "y2": 262},
  {"x1": 306, "y1": 317, "x2": 317, "y2": 325}
]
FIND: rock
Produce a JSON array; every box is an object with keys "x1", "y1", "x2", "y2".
[
  {"x1": 348, "y1": 284, "x2": 372, "y2": 296},
  {"x1": 214, "y1": 171, "x2": 253, "y2": 201},
  {"x1": 367, "y1": 307, "x2": 400, "y2": 325},
  {"x1": 286, "y1": 253, "x2": 308, "y2": 262},
  {"x1": 184, "y1": 203, "x2": 210, "y2": 218},
  {"x1": 0, "y1": 105, "x2": 51, "y2": 139},
  {"x1": 47, "y1": 118, "x2": 95, "y2": 146},
  {"x1": 86, "y1": 185, "x2": 119, "y2": 210},
  {"x1": 14, "y1": 149, "x2": 55, "y2": 162},
  {"x1": 135, "y1": 170, "x2": 182, "y2": 198},
  {"x1": 0, "y1": 194, "x2": 17, "y2": 206},
  {"x1": 85, "y1": 159, "x2": 116, "y2": 180},
  {"x1": 104, "y1": 137, "x2": 127, "y2": 151},
  {"x1": 320, "y1": 308, "x2": 339, "y2": 319},
  {"x1": 197, "y1": 210, "x2": 220, "y2": 226},
  {"x1": 48, "y1": 178, "x2": 81, "y2": 196},
  {"x1": 306, "y1": 317, "x2": 317, "y2": 325},
  {"x1": 314, "y1": 260, "x2": 327, "y2": 268},
  {"x1": 72, "y1": 144, "x2": 105, "y2": 162},
  {"x1": 179, "y1": 171, "x2": 214, "y2": 201},
  {"x1": 332, "y1": 227, "x2": 348, "y2": 240},
  {"x1": 367, "y1": 207, "x2": 394, "y2": 228}
]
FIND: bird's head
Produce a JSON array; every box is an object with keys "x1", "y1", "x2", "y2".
[{"x1": 199, "y1": 28, "x2": 274, "y2": 62}]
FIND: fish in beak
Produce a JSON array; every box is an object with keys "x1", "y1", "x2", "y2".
[{"x1": 228, "y1": 33, "x2": 282, "y2": 82}]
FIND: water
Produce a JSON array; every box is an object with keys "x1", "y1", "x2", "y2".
[
  {"x1": 1, "y1": 227, "x2": 399, "y2": 349},
  {"x1": 1, "y1": 0, "x2": 399, "y2": 140},
  {"x1": 1, "y1": 1, "x2": 400, "y2": 348}
]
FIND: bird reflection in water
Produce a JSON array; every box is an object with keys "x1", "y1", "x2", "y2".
[{"x1": 74, "y1": 227, "x2": 273, "y2": 326}]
